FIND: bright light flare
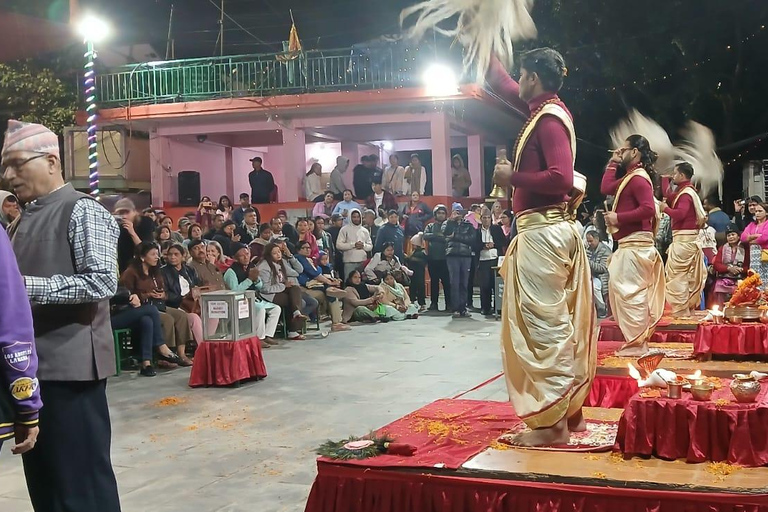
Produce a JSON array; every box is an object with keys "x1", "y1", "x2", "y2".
[
  {"x1": 77, "y1": 15, "x2": 110, "y2": 43},
  {"x1": 423, "y1": 63, "x2": 459, "y2": 97}
]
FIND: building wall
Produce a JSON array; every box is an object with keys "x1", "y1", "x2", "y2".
[{"x1": 166, "y1": 139, "x2": 226, "y2": 202}]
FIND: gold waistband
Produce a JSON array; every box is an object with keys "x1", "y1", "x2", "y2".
[
  {"x1": 617, "y1": 231, "x2": 655, "y2": 248},
  {"x1": 516, "y1": 205, "x2": 569, "y2": 232},
  {"x1": 672, "y1": 230, "x2": 698, "y2": 242}
]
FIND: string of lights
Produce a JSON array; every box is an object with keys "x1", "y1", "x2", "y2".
[
  {"x1": 565, "y1": 24, "x2": 765, "y2": 93},
  {"x1": 722, "y1": 137, "x2": 766, "y2": 168},
  {"x1": 83, "y1": 44, "x2": 99, "y2": 198}
]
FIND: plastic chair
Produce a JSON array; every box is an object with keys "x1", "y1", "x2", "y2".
[{"x1": 112, "y1": 329, "x2": 132, "y2": 376}]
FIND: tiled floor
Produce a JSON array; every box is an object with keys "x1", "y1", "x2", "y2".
[{"x1": 0, "y1": 305, "x2": 504, "y2": 512}]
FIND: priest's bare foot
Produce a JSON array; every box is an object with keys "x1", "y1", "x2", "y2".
[
  {"x1": 567, "y1": 409, "x2": 587, "y2": 432},
  {"x1": 616, "y1": 342, "x2": 649, "y2": 357},
  {"x1": 511, "y1": 417, "x2": 569, "y2": 446}
]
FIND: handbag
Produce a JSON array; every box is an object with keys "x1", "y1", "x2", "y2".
[
  {"x1": 761, "y1": 249, "x2": 768, "y2": 263},
  {"x1": 148, "y1": 277, "x2": 167, "y2": 312}
]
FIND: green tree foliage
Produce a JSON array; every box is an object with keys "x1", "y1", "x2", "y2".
[{"x1": 0, "y1": 61, "x2": 78, "y2": 137}]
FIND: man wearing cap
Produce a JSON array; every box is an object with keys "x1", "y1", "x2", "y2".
[
  {"x1": 248, "y1": 156, "x2": 275, "y2": 204},
  {"x1": 114, "y1": 197, "x2": 156, "y2": 273},
  {"x1": 443, "y1": 203, "x2": 477, "y2": 318},
  {"x1": 2, "y1": 120, "x2": 121, "y2": 510},
  {"x1": 423, "y1": 204, "x2": 451, "y2": 311}
]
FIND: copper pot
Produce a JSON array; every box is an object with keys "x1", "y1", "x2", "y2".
[
  {"x1": 729, "y1": 316, "x2": 743, "y2": 325},
  {"x1": 730, "y1": 374, "x2": 762, "y2": 403},
  {"x1": 760, "y1": 310, "x2": 768, "y2": 324}
]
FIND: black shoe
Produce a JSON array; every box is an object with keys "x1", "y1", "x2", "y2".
[
  {"x1": 140, "y1": 365, "x2": 157, "y2": 377},
  {"x1": 459, "y1": 311, "x2": 472, "y2": 318},
  {"x1": 158, "y1": 352, "x2": 183, "y2": 365},
  {"x1": 428, "y1": 304, "x2": 439, "y2": 311},
  {"x1": 480, "y1": 310, "x2": 491, "y2": 316}
]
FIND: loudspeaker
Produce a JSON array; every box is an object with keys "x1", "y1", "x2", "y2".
[{"x1": 178, "y1": 171, "x2": 201, "y2": 206}]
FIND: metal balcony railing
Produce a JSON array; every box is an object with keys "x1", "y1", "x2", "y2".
[{"x1": 97, "y1": 44, "x2": 456, "y2": 108}]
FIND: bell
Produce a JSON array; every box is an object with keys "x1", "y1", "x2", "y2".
[{"x1": 488, "y1": 184, "x2": 507, "y2": 199}]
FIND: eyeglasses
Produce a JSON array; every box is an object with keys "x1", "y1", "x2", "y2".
[{"x1": 1, "y1": 153, "x2": 51, "y2": 174}]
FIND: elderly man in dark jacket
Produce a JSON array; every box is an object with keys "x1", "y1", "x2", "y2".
[{"x1": 443, "y1": 203, "x2": 477, "y2": 318}]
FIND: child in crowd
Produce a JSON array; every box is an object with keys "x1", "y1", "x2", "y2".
[{"x1": 406, "y1": 232, "x2": 428, "y2": 312}]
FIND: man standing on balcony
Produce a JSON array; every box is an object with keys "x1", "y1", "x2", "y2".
[{"x1": 249, "y1": 157, "x2": 275, "y2": 204}]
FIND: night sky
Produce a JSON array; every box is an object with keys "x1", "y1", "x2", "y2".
[{"x1": 82, "y1": 0, "x2": 417, "y2": 57}]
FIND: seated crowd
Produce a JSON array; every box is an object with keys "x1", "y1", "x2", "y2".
[{"x1": 109, "y1": 167, "x2": 520, "y2": 377}]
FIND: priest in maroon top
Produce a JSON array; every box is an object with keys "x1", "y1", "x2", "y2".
[
  {"x1": 488, "y1": 48, "x2": 597, "y2": 447},
  {"x1": 601, "y1": 135, "x2": 666, "y2": 357},
  {"x1": 661, "y1": 162, "x2": 707, "y2": 317}
]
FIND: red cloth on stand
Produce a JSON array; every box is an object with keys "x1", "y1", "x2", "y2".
[
  {"x1": 188, "y1": 336, "x2": 267, "y2": 387},
  {"x1": 694, "y1": 323, "x2": 768, "y2": 356},
  {"x1": 616, "y1": 379, "x2": 768, "y2": 466},
  {"x1": 585, "y1": 375, "x2": 639, "y2": 409},
  {"x1": 305, "y1": 462, "x2": 768, "y2": 512},
  {"x1": 318, "y1": 399, "x2": 519, "y2": 470}
]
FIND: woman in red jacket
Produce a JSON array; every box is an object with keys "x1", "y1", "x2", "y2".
[{"x1": 712, "y1": 225, "x2": 750, "y2": 305}]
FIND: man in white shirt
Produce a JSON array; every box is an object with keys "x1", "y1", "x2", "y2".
[
  {"x1": 476, "y1": 209, "x2": 506, "y2": 316},
  {"x1": 335, "y1": 208, "x2": 373, "y2": 280}
]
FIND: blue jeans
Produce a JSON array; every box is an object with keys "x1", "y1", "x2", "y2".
[
  {"x1": 447, "y1": 256, "x2": 472, "y2": 313},
  {"x1": 111, "y1": 304, "x2": 165, "y2": 361}
]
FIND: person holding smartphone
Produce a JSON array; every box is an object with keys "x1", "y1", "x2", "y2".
[{"x1": 114, "y1": 198, "x2": 156, "y2": 273}]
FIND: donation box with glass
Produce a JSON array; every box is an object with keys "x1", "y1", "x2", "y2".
[{"x1": 200, "y1": 290, "x2": 257, "y2": 341}]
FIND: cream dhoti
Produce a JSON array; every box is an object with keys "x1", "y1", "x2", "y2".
[
  {"x1": 665, "y1": 230, "x2": 706, "y2": 317},
  {"x1": 608, "y1": 232, "x2": 666, "y2": 351},
  {"x1": 500, "y1": 208, "x2": 598, "y2": 429}
]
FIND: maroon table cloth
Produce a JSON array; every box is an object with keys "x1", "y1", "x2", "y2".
[
  {"x1": 585, "y1": 375, "x2": 639, "y2": 409},
  {"x1": 599, "y1": 321, "x2": 695, "y2": 343},
  {"x1": 188, "y1": 336, "x2": 267, "y2": 387},
  {"x1": 616, "y1": 379, "x2": 768, "y2": 466},
  {"x1": 694, "y1": 323, "x2": 768, "y2": 356},
  {"x1": 306, "y1": 463, "x2": 768, "y2": 512}
]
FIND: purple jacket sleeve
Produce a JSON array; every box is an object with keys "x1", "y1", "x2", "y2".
[{"x1": 0, "y1": 228, "x2": 41, "y2": 425}]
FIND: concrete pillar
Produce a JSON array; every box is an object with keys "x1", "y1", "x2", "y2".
[
  {"x1": 430, "y1": 113, "x2": 451, "y2": 196},
  {"x1": 148, "y1": 130, "x2": 167, "y2": 206},
  {"x1": 273, "y1": 127, "x2": 306, "y2": 202},
  {"x1": 467, "y1": 134, "x2": 484, "y2": 197},
  {"x1": 224, "y1": 146, "x2": 235, "y2": 200}
]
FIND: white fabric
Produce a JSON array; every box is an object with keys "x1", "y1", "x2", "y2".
[
  {"x1": 254, "y1": 303, "x2": 282, "y2": 338},
  {"x1": 304, "y1": 173, "x2": 323, "y2": 200},
  {"x1": 374, "y1": 192, "x2": 384, "y2": 211},
  {"x1": 479, "y1": 226, "x2": 498, "y2": 261},
  {"x1": 179, "y1": 275, "x2": 191, "y2": 296}
]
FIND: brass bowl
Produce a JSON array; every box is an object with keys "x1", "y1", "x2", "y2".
[
  {"x1": 729, "y1": 316, "x2": 743, "y2": 325},
  {"x1": 690, "y1": 384, "x2": 714, "y2": 401},
  {"x1": 725, "y1": 305, "x2": 760, "y2": 321}
]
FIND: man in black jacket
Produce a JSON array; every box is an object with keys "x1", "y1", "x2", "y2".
[
  {"x1": 423, "y1": 204, "x2": 451, "y2": 311},
  {"x1": 442, "y1": 203, "x2": 477, "y2": 318},
  {"x1": 476, "y1": 209, "x2": 506, "y2": 316},
  {"x1": 248, "y1": 157, "x2": 275, "y2": 204}
]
